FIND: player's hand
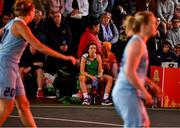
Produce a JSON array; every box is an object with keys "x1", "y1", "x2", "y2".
[
  {"x1": 90, "y1": 76, "x2": 97, "y2": 81},
  {"x1": 68, "y1": 56, "x2": 77, "y2": 65},
  {"x1": 144, "y1": 91, "x2": 154, "y2": 106},
  {"x1": 150, "y1": 82, "x2": 162, "y2": 99},
  {"x1": 25, "y1": 67, "x2": 31, "y2": 73}
]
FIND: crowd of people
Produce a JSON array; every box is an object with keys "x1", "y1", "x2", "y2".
[{"x1": 0, "y1": 0, "x2": 179, "y2": 106}]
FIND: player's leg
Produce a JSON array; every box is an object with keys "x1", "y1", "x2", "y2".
[
  {"x1": 15, "y1": 73, "x2": 36, "y2": 127},
  {"x1": 15, "y1": 95, "x2": 36, "y2": 127},
  {"x1": 113, "y1": 92, "x2": 145, "y2": 127},
  {"x1": 0, "y1": 99, "x2": 14, "y2": 126}
]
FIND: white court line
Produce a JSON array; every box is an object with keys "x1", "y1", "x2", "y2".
[
  {"x1": 9, "y1": 115, "x2": 122, "y2": 127},
  {"x1": 30, "y1": 105, "x2": 114, "y2": 109},
  {"x1": 29, "y1": 105, "x2": 180, "y2": 111}
]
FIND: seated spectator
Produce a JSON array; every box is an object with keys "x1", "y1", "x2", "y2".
[
  {"x1": 146, "y1": 17, "x2": 166, "y2": 54},
  {"x1": 79, "y1": 42, "x2": 113, "y2": 105},
  {"x1": 46, "y1": 0, "x2": 65, "y2": 16},
  {"x1": 0, "y1": 13, "x2": 10, "y2": 27},
  {"x1": 101, "y1": 42, "x2": 118, "y2": 80},
  {"x1": 156, "y1": 17, "x2": 166, "y2": 44},
  {"x1": 77, "y1": 18, "x2": 102, "y2": 59},
  {"x1": 28, "y1": 9, "x2": 47, "y2": 44},
  {"x1": 98, "y1": 12, "x2": 119, "y2": 61},
  {"x1": 33, "y1": 0, "x2": 47, "y2": 17},
  {"x1": 98, "y1": 12, "x2": 119, "y2": 45},
  {"x1": 173, "y1": 44, "x2": 180, "y2": 66},
  {"x1": 157, "y1": 0, "x2": 175, "y2": 34},
  {"x1": 150, "y1": 41, "x2": 177, "y2": 66},
  {"x1": 174, "y1": 3, "x2": 180, "y2": 19},
  {"x1": 89, "y1": 0, "x2": 108, "y2": 19},
  {"x1": 46, "y1": 11, "x2": 72, "y2": 52},
  {"x1": 166, "y1": 17, "x2": 180, "y2": 48},
  {"x1": 19, "y1": 44, "x2": 45, "y2": 98}
]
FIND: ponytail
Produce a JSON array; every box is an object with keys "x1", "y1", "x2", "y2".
[
  {"x1": 13, "y1": 0, "x2": 34, "y2": 16},
  {"x1": 123, "y1": 11, "x2": 155, "y2": 36}
]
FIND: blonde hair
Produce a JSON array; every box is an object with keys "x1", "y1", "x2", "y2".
[
  {"x1": 13, "y1": 0, "x2": 34, "y2": 16},
  {"x1": 124, "y1": 11, "x2": 155, "y2": 35},
  {"x1": 103, "y1": 41, "x2": 112, "y2": 52}
]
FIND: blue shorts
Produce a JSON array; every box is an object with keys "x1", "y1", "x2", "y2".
[
  {"x1": 112, "y1": 90, "x2": 149, "y2": 127},
  {"x1": 0, "y1": 58, "x2": 25, "y2": 100}
]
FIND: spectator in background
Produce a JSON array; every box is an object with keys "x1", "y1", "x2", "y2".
[
  {"x1": 99, "y1": 12, "x2": 119, "y2": 45},
  {"x1": 89, "y1": 0, "x2": 108, "y2": 19},
  {"x1": 46, "y1": 11, "x2": 72, "y2": 53},
  {"x1": 146, "y1": 17, "x2": 166, "y2": 54},
  {"x1": 166, "y1": 17, "x2": 180, "y2": 48},
  {"x1": 150, "y1": 41, "x2": 177, "y2": 66},
  {"x1": 111, "y1": 2, "x2": 127, "y2": 28},
  {"x1": 33, "y1": 0, "x2": 47, "y2": 16},
  {"x1": 101, "y1": 42, "x2": 118, "y2": 80},
  {"x1": 174, "y1": 3, "x2": 180, "y2": 19},
  {"x1": 79, "y1": 42, "x2": 113, "y2": 105},
  {"x1": 45, "y1": 11, "x2": 73, "y2": 74},
  {"x1": 0, "y1": 13, "x2": 10, "y2": 27},
  {"x1": 105, "y1": 0, "x2": 114, "y2": 12},
  {"x1": 136, "y1": 0, "x2": 157, "y2": 14},
  {"x1": 98, "y1": 12, "x2": 119, "y2": 61},
  {"x1": 46, "y1": 0, "x2": 65, "y2": 17},
  {"x1": 173, "y1": 44, "x2": 180, "y2": 66},
  {"x1": 157, "y1": 0, "x2": 175, "y2": 34},
  {"x1": 19, "y1": 44, "x2": 45, "y2": 98},
  {"x1": 65, "y1": 0, "x2": 89, "y2": 55},
  {"x1": 113, "y1": 0, "x2": 136, "y2": 15},
  {"x1": 28, "y1": 9, "x2": 47, "y2": 44},
  {"x1": 77, "y1": 18, "x2": 102, "y2": 59}
]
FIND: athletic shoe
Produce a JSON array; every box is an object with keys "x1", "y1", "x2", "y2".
[
  {"x1": 101, "y1": 98, "x2": 113, "y2": 106},
  {"x1": 82, "y1": 97, "x2": 91, "y2": 105},
  {"x1": 72, "y1": 90, "x2": 83, "y2": 99},
  {"x1": 36, "y1": 89, "x2": 44, "y2": 98}
]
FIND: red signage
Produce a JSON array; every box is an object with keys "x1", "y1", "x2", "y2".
[{"x1": 150, "y1": 66, "x2": 180, "y2": 108}]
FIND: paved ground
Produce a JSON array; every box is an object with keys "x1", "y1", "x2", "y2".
[{"x1": 3, "y1": 99, "x2": 180, "y2": 127}]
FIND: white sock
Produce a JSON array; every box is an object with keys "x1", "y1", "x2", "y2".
[
  {"x1": 103, "y1": 93, "x2": 109, "y2": 99},
  {"x1": 83, "y1": 93, "x2": 88, "y2": 98}
]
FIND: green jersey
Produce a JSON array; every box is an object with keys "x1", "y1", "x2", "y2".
[{"x1": 82, "y1": 53, "x2": 98, "y2": 76}]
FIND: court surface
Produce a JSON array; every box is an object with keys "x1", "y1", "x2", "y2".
[{"x1": 4, "y1": 99, "x2": 180, "y2": 127}]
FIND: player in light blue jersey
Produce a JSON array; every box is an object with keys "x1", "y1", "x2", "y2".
[
  {"x1": 0, "y1": 0, "x2": 76, "y2": 127},
  {"x1": 112, "y1": 11, "x2": 162, "y2": 127}
]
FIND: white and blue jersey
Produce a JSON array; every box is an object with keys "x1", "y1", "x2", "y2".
[
  {"x1": 0, "y1": 17, "x2": 28, "y2": 99},
  {"x1": 112, "y1": 35, "x2": 150, "y2": 127}
]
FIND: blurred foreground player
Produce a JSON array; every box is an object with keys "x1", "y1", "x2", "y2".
[
  {"x1": 112, "y1": 11, "x2": 162, "y2": 127},
  {"x1": 0, "y1": 0, "x2": 76, "y2": 126}
]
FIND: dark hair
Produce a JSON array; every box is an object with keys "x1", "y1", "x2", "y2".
[
  {"x1": 13, "y1": 0, "x2": 34, "y2": 16},
  {"x1": 87, "y1": 17, "x2": 100, "y2": 30},
  {"x1": 163, "y1": 40, "x2": 172, "y2": 48},
  {"x1": 124, "y1": 11, "x2": 155, "y2": 34},
  {"x1": 84, "y1": 41, "x2": 97, "y2": 54}
]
